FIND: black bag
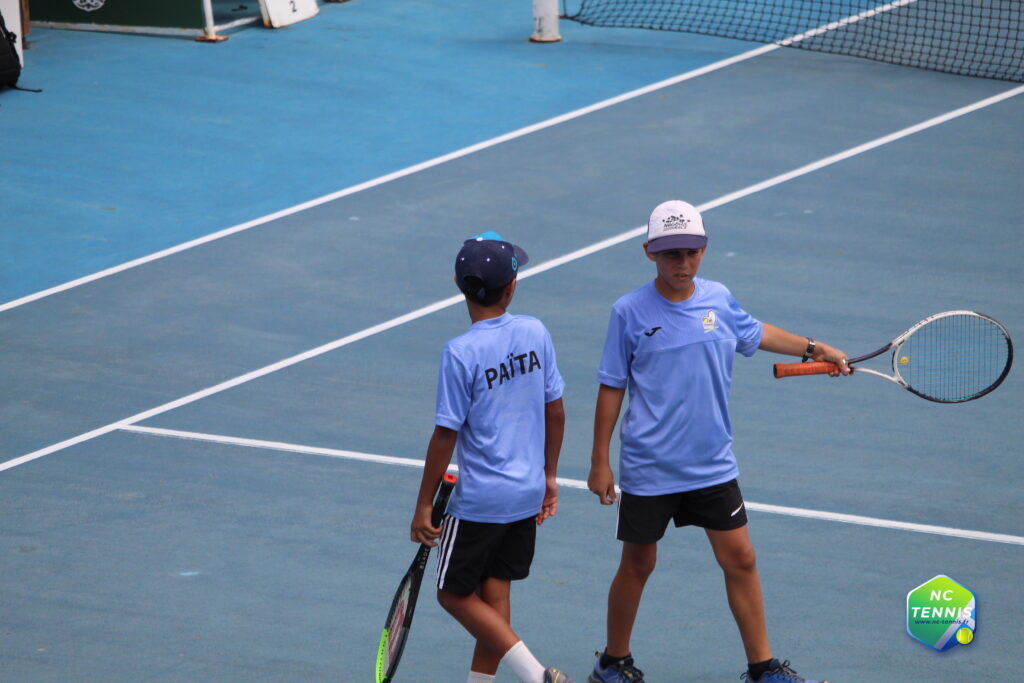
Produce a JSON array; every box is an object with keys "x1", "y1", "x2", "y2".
[{"x1": 0, "y1": 8, "x2": 22, "y2": 90}]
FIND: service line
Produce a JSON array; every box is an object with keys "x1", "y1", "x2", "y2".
[{"x1": 120, "y1": 424, "x2": 1024, "y2": 547}]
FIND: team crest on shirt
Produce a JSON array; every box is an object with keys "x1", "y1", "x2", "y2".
[
  {"x1": 73, "y1": 0, "x2": 106, "y2": 10},
  {"x1": 702, "y1": 309, "x2": 718, "y2": 333}
]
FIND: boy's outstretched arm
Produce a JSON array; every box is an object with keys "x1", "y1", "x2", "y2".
[
  {"x1": 759, "y1": 323, "x2": 851, "y2": 376},
  {"x1": 410, "y1": 425, "x2": 457, "y2": 546},
  {"x1": 537, "y1": 397, "x2": 566, "y2": 525},
  {"x1": 589, "y1": 384, "x2": 625, "y2": 505}
]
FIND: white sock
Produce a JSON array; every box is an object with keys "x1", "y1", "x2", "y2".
[
  {"x1": 467, "y1": 672, "x2": 496, "y2": 683},
  {"x1": 501, "y1": 640, "x2": 546, "y2": 683}
]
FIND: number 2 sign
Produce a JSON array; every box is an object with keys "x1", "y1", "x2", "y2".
[{"x1": 259, "y1": 0, "x2": 318, "y2": 28}]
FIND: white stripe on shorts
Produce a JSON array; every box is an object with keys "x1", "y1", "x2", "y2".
[{"x1": 436, "y1": 513, "x2": 458, "y2": 590}]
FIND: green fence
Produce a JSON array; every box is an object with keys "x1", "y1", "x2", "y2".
[
  {"x1": 32, "y1": 0, "x2": 207, "y2": 31},
  {"x1": 30, "y1": 0, "x2": 267, "y2": 38}
]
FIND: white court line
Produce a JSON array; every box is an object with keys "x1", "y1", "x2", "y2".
[
  {"x1": 1, "y1": 84, "x2": 1022, "y2": 475},
  {"x1": 0, "y1": 45, "x2": 778, "y2": 316},
  {"x1": 120, "y1": 424, "x2": 1024, "y2": 547},
  {"x1": 0, "y1": 0, "x2": 932, "y2": 315}
]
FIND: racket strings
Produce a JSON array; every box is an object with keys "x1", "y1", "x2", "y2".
[{"x1": 897, "y1": 313, "x2": 1011, "y2": 402}]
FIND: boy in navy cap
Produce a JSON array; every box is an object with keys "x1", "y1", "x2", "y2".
[
  {"x1": 410, "y1": 232, "x2": 572, "y2": 683},
  {"x1": 587, "y1": 201, "x2": 848, "y2": 683}
]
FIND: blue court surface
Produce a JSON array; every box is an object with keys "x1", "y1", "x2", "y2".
[{"x1": 2, "y1": 1, "x2": 1022, "y2": 681}]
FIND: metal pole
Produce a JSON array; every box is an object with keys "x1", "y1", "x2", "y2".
[{"x1": 196, "y1": 0, "x2": 227, "y2": 41}]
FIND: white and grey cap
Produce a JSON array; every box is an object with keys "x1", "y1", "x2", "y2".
[{"x1": 646, "y1": 200, "x2": 707, "y2": 253}]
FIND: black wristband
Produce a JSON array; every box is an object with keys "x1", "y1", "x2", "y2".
[{"x1": 801, "y1": 338, "x2": 816, "y2": 362}]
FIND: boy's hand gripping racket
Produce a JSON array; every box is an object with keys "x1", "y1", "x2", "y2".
[
  {"x1": 375, "y1": 473, "x2": 456, "y2": 683},
  {"x1": 774, "y1": 310, "x2": 1013, "y2": 403}
]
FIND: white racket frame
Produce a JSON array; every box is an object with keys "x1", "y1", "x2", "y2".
[{"x1": 851, "y1": 310, "x2": 1012, "y2": 401}]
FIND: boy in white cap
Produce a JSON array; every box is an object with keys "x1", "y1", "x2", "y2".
[
  {"x1": 410, "y1": 232, "x2": 572, "y2": 683},
  {"x1": 587, "y1": 202, "x2": 848, "y2": 683}
]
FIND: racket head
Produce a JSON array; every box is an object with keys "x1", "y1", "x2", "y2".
[
  {"x1": 376, "y1": 573, "x2": 417, "y2": 683},
  {"x1": 891, "y1": 310, "x2": 1013, "y2": 403},
  {"x1": 374, "y1": 473, "x2": 457, "y2": 682}
]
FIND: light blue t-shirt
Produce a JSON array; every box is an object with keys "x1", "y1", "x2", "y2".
[
  {"x1": 436, "y1": 313, "x2": 565, "y2": 523},
  {"x1": 598, "y1": 279, "x2": 762, "y2": 495}
]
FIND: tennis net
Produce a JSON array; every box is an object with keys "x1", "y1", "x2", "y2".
[{"x1": 561, "y1": 0, "x2": 1023, "y2": 82}]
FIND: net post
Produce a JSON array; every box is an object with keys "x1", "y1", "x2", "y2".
[
  {"x1": 196, "y1": 0, "x2": 228, "y2": 42},
  {"x1": 531, "y1": 0, "x2": 561, "y2": 43}
]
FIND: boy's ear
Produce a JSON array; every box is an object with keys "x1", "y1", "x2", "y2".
[{"x1": 643, "y1": 242, "x2": 657, "y2": 262}]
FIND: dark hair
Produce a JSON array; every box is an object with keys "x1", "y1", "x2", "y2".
[{"x1": 460, "y1": 276, "x2": 511, "y2": 307}]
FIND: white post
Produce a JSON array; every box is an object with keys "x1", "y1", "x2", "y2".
[
  {"x1": 197, "y1": 0, "x2": 227, "y2": 41},
  {"x1": 531, "y1": 0, "x2": 561, "y2": 42}
]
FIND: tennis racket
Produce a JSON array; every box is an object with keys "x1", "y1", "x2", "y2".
[
  {"x1": 773, "y1": 310, "x2": 1013, "y2": 403},
  {"x1": 375, "y1": 472, "x2": 457, "y2": 683}
]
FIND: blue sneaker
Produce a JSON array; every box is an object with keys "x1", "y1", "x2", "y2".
[
  {"x1": 741, "y1": 659, "x2": 828, "y2": 683},
  {"x1": 545, "y1": 667, "x2": 574, "y2": 683},
  {"x1": 588, "y1": 652, "x2": 645, "y2": 682}
]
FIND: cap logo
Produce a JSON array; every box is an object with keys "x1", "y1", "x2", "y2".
[
  {"x1": 661, "y1": 214, "x2": 691, "y2": 232},
  {"x1": 511, "y1": 255, "x2": 518, "y2": 271}
]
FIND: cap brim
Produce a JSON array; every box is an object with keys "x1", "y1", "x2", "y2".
[
  {"x1": 511, "y1": 244, "x2": 529, "y2": 268},
  {"x1": 646, "y1": 234, "x2": 707, "y2": 253}
]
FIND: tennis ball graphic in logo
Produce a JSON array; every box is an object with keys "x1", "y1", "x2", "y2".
[
  {"x1": 907, "y1": 575, "x2": 976, "y2": 651},
  {"x1": 956, "y1": 627, "x2": 974, "y2": 645}
]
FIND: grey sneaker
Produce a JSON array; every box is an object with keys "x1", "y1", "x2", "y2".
[{"x1": 545, "y1": 667, "x2": 574, "y2": 683}]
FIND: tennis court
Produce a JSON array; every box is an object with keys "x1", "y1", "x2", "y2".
[{"x1": 1, "y1": 1, "x2": 1022, "y2": 681}]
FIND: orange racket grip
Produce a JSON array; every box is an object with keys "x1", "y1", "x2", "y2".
[{"x1": 773, "y1": 361, "x2": 840, "y2": 378}]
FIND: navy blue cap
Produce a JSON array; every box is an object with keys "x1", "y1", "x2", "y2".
[{"x1": 455, "y1": 231, "x2": 529, "y2": 300}]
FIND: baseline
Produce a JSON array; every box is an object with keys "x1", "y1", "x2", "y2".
[
  {"x1": 3, "y1": 0, "x2": 968, "y2": 314},
  {"x1": 0, "y1": 45, "x2": 777, "y2": 315}
]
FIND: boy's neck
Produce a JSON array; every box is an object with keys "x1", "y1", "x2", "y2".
[
  {"x1": 652, "y1": 276, "x2": 696, "y2": 303},
  {"x1": 467, "y1": 302, "x2": 508, "y2": 323}
]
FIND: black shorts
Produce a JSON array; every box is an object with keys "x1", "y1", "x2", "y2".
[
  {"x1": 435, "y1": 515, "x2": 536, "y2": 595},
  {"x1": 616, "y1": 479, "x2": 748, "y2": 544}
]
